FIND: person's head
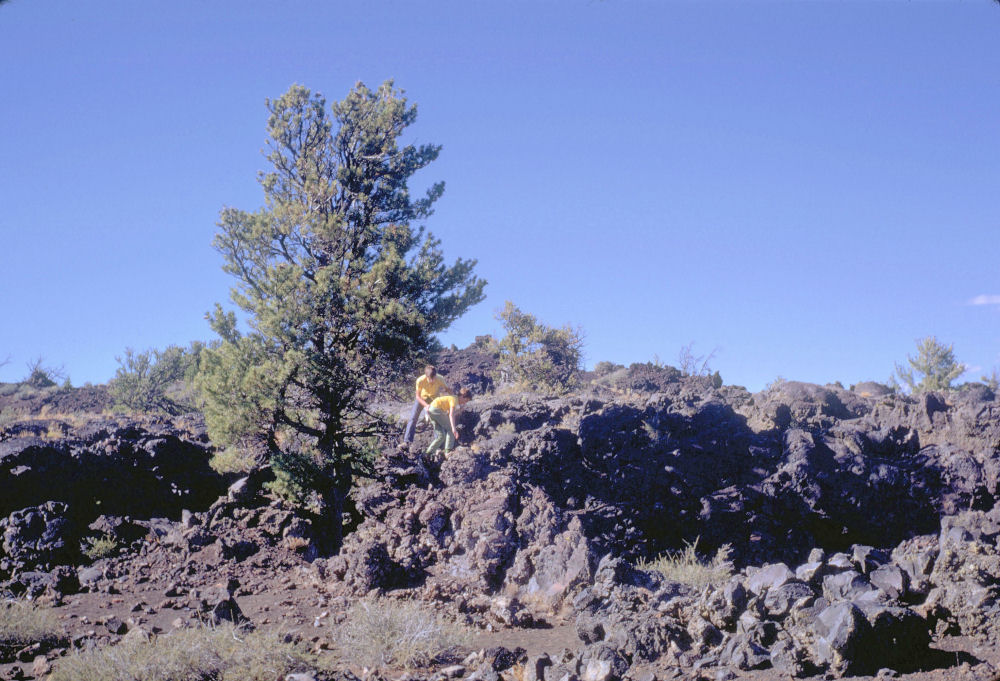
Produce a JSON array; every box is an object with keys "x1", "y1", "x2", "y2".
[
  {"x1": 457, "y1": 387, "x2": 472, "y2": 404},
  {"x1": 424, "y1": 365, "x2": 436, "y2": 379}
]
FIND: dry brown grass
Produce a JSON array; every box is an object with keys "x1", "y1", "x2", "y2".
[
  {"x1": 284, "y1": 535, "x2": 311, "y2": 552},
  {"x1": 636, "y1": 538, "x2": 734, "y2": 589},
  {"x1": 334, "y1": 598, "x2": 472, "y2": 670},
  {"x1": 0, "y1": 600, "x2": 66, "y2": 659},
  {"x1": 50, "y1": 623, "x2": 323, "y2": 681}
]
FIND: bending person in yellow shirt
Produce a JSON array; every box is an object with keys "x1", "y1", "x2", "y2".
[
  {"x1": 426, "y1": 388, "x2": 472, "y2": 456},
  {"x1": 402, "y1": 365, "x2": 450, "y2": 446}
]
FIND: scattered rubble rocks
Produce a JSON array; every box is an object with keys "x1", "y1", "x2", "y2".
[{"x1": 2, "y1": 366, "x2": 999, "y2": 680}]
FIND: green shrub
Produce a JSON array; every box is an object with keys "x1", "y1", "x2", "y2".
[
  {"x1": 593, "y1": 361, "x2": 623, "y2": 377},
  {"x1": 265, "y1": 448, "x2": 322, "y2": 508},
  {"x1": 50, "y1": 623, "x2": 321, "y2": 681},
  {"x1": 209, "y1": 446, "x2": 257, "y2": 475},
  {"x1": 1, "y1": 600, "x2": 66, "y2": 658},
  {"x1": 636, "y1": 538, "x2": 734, "y2": 589},
  {"x1": 109, "y1": 342, "x2": 206, "y2": 414},
  {"x1": 892, "y1": 336, "x2": 966, "y2": 394},
  {"x1": 495, "y1": 421, "x2": 517, "y2": 437},
  {"x1": 489, "y1": 301, "x2": 584, "y2": 394},
  {"x1": 81, "y1": 534, "x2": 119, "y2": 561},
  {"x1": 335, "y1": 598, "x2": 472, "y2": 670}
]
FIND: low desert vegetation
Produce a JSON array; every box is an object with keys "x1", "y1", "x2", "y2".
[
  {"x1": 49, "y1": 623, "x2": 322, "y2": 681},
  {"x1": 335, "y1": 598, "x2": 472, "y2": 670},
  {"x1": 23, "y1": 357, "x2": 65, "y2": 389},
  {"x1": 81, "y1": 534, "x2": 119, "y2": 561},
  {"x1": 636, "y1": 538, "x2": 734, "y2": 589},
  {"x1": 109, "y1": 342, "x2": 205, "y2": 414},
  {"x1": 593, "y1": 360, "x2": 624, "y2": 377},
  {"x1": 489, "y1": 300, "x2": 584, "y2": 394},
  {"x1": 0, "y1": 599, "x2": 66, "y2": 658}
]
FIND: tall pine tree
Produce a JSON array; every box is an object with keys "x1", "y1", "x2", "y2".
[{"x1": 198, "y1": 81, "x2": 485, "y2": 547}]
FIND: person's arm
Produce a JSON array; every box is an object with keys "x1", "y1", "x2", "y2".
[
  {"x1": 416, "y1": 387, "x2": 429, "y2": 408},
  {"x1": 449, "y1": 407, "x2": 460, "y2": 440}
]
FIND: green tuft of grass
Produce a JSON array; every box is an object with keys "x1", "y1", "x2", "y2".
[
  {"x1": 81, "y1": 534, "x2": 119, "y2": 561},
  {"x1": 335, "y1": 598, "x2": 472, "y2": 670},
  {"x1": 0, "y1": 600, "x2": 66, "y2": 659},
  {"x1": 636, "y1": 538, "x2": 734, "y2": 589},
  {"x1": 50, "y1": 623, "x2": 322, "y2": 681}
]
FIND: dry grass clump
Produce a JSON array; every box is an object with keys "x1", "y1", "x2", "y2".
[
  {"x1": 335, "y1": 598, "x2": 472, "y2": 670},
  {"x1": 0, "y1": 600, "x2": 66, "y2": 658},
  {"x1": 636, "y1": 538, "x2": 734, "y2": 589},
  {"x1": 50, "y1": 623, "x2": 320, "y2": 681}
]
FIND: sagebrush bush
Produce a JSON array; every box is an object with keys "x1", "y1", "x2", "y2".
[
  {"x1": 636, "y1": 538, "x2": 734, "y2": 589},
  {"x1": 0, "y1": 600, "x2": 66, "y2": 658},
  {"x1": 24, "y1": 358, "x2": 62, "y2": 389},
  {"x1": 109, "y1": 342, "x2": 205, "y2": 414},
  {"x1": 489, "y1": 301, "x2": 584, "y2": 394},
  {"x1": 593, "y1": 361, "x2": 623, "y2": 377},
  {"x1": 335, "y1": 598, "x2": 471, "y2": 670},
  {"x1": 50, "y1": 623, "x2": 320, "y2": 681}
]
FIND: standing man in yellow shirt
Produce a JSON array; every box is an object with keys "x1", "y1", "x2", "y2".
[{"x1": 401, "y1": 365, "x2": 450, "y2": 447}]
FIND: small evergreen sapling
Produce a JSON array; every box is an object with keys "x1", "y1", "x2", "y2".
[{"x1": 892, "y1": 336, "x2": 966, "y2": 394}]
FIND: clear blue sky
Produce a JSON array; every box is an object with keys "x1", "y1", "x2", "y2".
[{"x1": 1, "y1": 0, "x2": 998, "y2": 391}]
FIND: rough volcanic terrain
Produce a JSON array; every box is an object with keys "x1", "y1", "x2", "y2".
[{"x1": 2, "y1": 356, "x2": 1000, "y2": 681}]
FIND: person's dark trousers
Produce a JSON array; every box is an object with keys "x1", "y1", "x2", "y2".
[{"x1": 402, "y1": 399, "x2": 424, "y2": 443}]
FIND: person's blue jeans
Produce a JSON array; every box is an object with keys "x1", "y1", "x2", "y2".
[{"x1": 402, "y1": 399, "x2": 425, "y2": 443}]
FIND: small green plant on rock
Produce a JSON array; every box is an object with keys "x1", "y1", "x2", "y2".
[
  {"x1": 81, "y1": 534, "x2": 119, "y2": 561},
  {"x1": 636, "y1": 538, "x2": 734, "y2": 589},
  {"x1": 496, "y1": 421, "x2": 517, "y2": 437}
]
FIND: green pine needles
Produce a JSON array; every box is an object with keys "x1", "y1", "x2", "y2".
[
  {"x1": 490, "y1": 301, "x2": 584, "y2": 394},
  {"x1": 197, "y1": 81, "x2": 485, "y2": 547},
  {"x1": 892, "y1": 336, "x2": 966, "y2": 394}
]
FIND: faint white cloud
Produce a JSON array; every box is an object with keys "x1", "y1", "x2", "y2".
[{"x1": 967, "y1": 294, "x2": 1000, "y2": 306}]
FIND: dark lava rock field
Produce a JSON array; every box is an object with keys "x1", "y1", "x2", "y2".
[{"x1": 2, "y1": 355, "x2": 1000, "y2": 681}]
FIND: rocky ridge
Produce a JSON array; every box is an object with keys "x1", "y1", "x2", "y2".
[{"x1": 1, "y1": 362, "x2": 999, "y2": 680}]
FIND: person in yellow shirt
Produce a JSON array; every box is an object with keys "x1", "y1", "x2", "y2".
[
  {"x1": 402, "y1": 365, "x2": 450, "y2": 446},
  {"x1": 427, "y1": 388, "x2": 472, "y2": 456}
]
